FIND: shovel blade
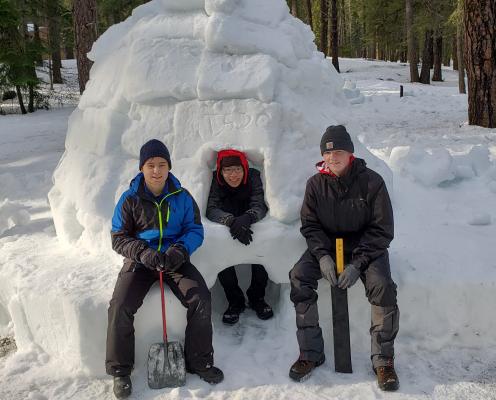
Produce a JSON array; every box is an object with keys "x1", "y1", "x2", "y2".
[{"x1": 147, "y1": 341, "x2": 186, "y2": 389}]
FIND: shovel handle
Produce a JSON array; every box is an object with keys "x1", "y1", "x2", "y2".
[
  {"x1": 336, "y1": 238, "x2": 344, "y2": 275},
  {"x1": 159, "y1": 271, "x2": 168, "y2": 344}
]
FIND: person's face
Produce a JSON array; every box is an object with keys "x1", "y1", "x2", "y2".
[
  {"x1": 221, "y1": 165, "x2": 244, "y2": 188},
  {"x1": 141, "y1": 157, "x2": 169, "y2": 194},
  {"x1": 322, "y1": 150, "x2": 352, "y2": 176}
]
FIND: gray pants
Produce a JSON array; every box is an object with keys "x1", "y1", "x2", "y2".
[{"x1": 289, "y1": 249, "x2": 399, "y2": 368}]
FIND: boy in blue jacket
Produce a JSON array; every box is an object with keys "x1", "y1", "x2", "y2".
[{"x1": 106, "y1": 139, "x2": 223, "y2": 399}]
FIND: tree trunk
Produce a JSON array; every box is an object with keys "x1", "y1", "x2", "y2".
[
  {"x1": 33, "y1": 24, "x2": 43, "y2": 66},
  {"x1": 15, "y1": 86, "x2": 27, "y2": 114},
  {"x1": 443, "y1": 36, "x2": 451, "y2": 66},
  {"x1": 453, "y1": 34, "x2": 459, "y2": 70},
  {"x1": 47, "y1": 0, "x2": 63, "y2": 84},
  {"x1": 432, "y1": 34, "x2": 443, "y2": 81},
  {"x1": 405, "y1": 0, "x2": 419, "y2": 82},
  {"x1": 73, "y1": 0, "x2": 98, "y2": 94},
  {"x1": 464, "y1": 0, "x2": 495, "y2": 127},
  {"x1": 28, "y1": 84, "x2": 34, "y2": 113},
  {"x1": 320, "y1": 0, "x2": 328, "y2": 56},
  {"x1": 305, "y1": 0, "x2": 313, "y2": 30},
  {"x1": 457, "y1": 23, "x2": 466, "y2": 94},
  {"x1": 330, "y1": 0, "x2": 339, "y2": 72},
  {"x1": 420, "y1": 29, "x2": 433, "y2": 84},
  {"x1": 291, "y1": 0, "x2": 298, "y2": 17},
  {"x1": 65, "y1": 46, "x2": 74, "y2": 59}
]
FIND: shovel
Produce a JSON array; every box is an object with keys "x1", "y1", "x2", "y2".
[
  {"x1": 330, "y1": 238, "x2": 352, "y2": 373},
  {"x1": 147, "y1": 271, "x2": 186, "y2": 388}
]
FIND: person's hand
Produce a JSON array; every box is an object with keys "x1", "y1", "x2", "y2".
[
  {"x1": 229, "y1": 214, "x2": 252, "y2": 238},
  {"x1": 319, "y1": 255, "x2": 337, "y2": 286},
  {"x1": 138, "y1": 247, "x2": 163, "y2": 271},
  {"x1": 162, "y1": 244, "x2": 188, "y2": 271},
  {"x1": 337, "y1": 264, "x2": 361, "y2": 289},
  {"x1": 232, "y1": 227, "x2": 253, "y2": 245}
]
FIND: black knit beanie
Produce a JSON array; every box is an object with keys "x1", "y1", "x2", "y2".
[
  {"x1": 320, "y1": 125, "x2": 354, "y2": 154},
  {"x1": 139, "y1": 139, "x2": 171, "y2": 170}
]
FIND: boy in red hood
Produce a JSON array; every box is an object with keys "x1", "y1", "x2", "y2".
[{"x1": 206, "y1": 149, "x2": 273, "y2": 324}]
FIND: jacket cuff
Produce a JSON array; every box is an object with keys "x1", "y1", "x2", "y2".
[
  {"x1": 245, "y1": 210, "x2": 258, "y2": 224},
  {"x1": 221, "y1": 214, "x2": 234, "y2": 227}
]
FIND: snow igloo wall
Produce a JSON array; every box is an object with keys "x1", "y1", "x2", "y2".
[
  {"x1": 38, "y1": 0, "x2": 392, "y2": 375},
  {"x1": 48, "y1": 0, "x2": 385, "y2": 273}
]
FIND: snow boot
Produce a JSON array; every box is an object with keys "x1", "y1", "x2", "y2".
[
  {"x1": 289, "y1": 354, "x2": 325, "y2": 382},
  {"x1": 113, "y1": 375, "x2": 132, "y2": 399},
  {"x1": 187, "y1": 364, "x2": 224, "y2": 384},
  {"x1": 249, "y1": 298, "x2": 274, "y2": 320},
  {"x1": 375, "y1": 360, "x2": 399, "y2": 391},
  {"x1": 222, "y1": 302, "x2": 245, "y2": 325}
]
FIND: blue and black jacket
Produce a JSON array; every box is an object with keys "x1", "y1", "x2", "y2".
[{"x1": 111, "y1": 172, "x2": 204, "y2": 268}]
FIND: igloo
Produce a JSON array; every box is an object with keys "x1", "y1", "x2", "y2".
[{"x1": 42, "y1": 0, "x2": 391, "y2": 375}]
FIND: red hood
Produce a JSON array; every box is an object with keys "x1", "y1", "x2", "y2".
[
  {"x1": 317, "y1": 155, "x2": 355, "y2": 176},
  {"x1": 216, "y1": 149, "x2": 249, "y2": 185}
]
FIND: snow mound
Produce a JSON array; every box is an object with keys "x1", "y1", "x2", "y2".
[
  {"x1": 343, "y1": 79, "x2": 365, "y2": 105},
  {"x1": 389, "y1": 144, "x2": 494, "y2": 187},
  {"x1": 0, "y1": 200, "x2": 30, "y2": 235}
]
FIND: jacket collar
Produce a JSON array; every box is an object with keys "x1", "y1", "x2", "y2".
[{"x1": 129, "y1": 172, "x2": 181, "y2": 202}]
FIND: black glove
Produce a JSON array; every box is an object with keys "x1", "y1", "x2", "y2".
[
  {"x1": 138, "y1": 247, "x2": 164, "y2": 271},
  {"x1": 162, "y1": 244, "x2": 188, "y2": 272},
  {"x1": 232, "y1": 226, "x2": 253, "y2": 245},
  {"x1": 229, "y1": 214, "x2": 252, "y2": 238}
]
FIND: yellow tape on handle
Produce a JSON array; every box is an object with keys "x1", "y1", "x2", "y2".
[{"x1": 336, "y1": 238, "x2": 344, "y2": 275}]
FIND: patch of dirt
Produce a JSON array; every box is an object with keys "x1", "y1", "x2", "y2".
[{"x1": 0, "y1": 336, "x2": 17, "y2": 357}]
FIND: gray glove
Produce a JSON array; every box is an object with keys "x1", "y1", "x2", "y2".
[
  {"x1": 319, "y1": 255, "x2": 337, "y2": 287},
  {"x1": 337, "y1": 264, "x2": 361, "y2": 289}
]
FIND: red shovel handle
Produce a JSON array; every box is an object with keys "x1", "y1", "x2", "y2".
[{"x1": 159, "y1": 271, "x2": 168, "y2": 344}]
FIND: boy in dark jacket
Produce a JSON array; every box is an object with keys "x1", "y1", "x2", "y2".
[
  {"x1": 106, "y1": 139, "x2": 223, "y2": 399},
  {"x1": 288, "y1": 126, "x2": 400, "y2": 391},
  {"x1": 206, "y1": 149, "x2": 273, "y2": 325}
]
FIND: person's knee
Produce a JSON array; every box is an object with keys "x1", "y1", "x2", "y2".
[
  {"x1": 289, "y1": 261, "x2": 307, "y2": 284},
  {"x1": 186, "y1": 284, "x2": 211, "y2": 310},
  {"x1": 366, "y1": 276, "x2": 397, "y2": 306},
  {"x1": 290, "y1": 263, "x2": 318, "y2": 304}
]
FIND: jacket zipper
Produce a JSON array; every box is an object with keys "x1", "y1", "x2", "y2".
[{"x1": 154, "y1": 189, "x2": 182, "y2": 252}]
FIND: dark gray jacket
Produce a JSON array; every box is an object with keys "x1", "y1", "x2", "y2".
[{"x1": 300, "y1": 158, "x2": 394, "y2": 271}]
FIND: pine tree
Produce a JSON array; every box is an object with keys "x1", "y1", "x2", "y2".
[
  {"x1": 464, "y1": 0, "x2": 495, "y2": 127},
  {"x1": 73, "y1": 0, "x2": 97, "y2": 94},
  {"x1": 0, "y1": 0, "x2": 42, "y2": 114}
]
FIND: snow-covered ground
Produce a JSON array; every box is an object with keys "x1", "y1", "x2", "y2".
[{"x1": 1, "y1": 57, "x2": 495, "y2": 399}]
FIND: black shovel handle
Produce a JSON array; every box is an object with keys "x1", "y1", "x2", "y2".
[{"x1": 159, "y1": 271, "x2": 168, "y2": 344}]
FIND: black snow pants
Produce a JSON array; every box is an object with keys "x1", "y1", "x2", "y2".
[
  {"x1": 218, "y1": 264, "x2": 268, "y2": 306},
  {"x1": 289, "y1": 249, "x2": 399, "y2": 368},
  {"x1": 105, "y1": 261, "x2": 213, "y2": 377}
]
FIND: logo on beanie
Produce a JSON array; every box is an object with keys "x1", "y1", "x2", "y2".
[{"x1": 326, "y1": 142, "x2": 334, "y2": 150}]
